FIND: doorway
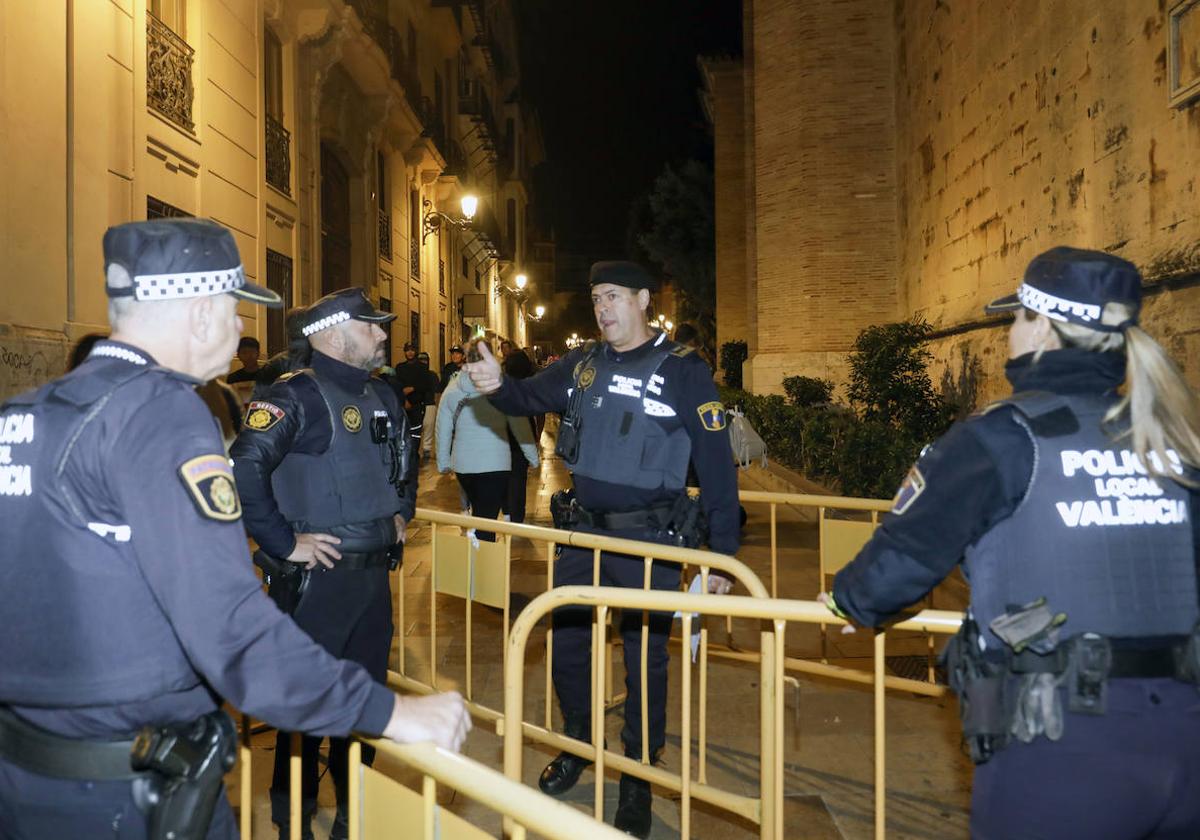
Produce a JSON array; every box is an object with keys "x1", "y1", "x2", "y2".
[{"x1": 320, "y1": 143, "x2": 351, "y2": 295}]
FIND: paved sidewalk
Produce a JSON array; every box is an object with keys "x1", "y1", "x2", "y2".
[{"x1": 228, "y1": 441, "x2": 973, "y2": 839}]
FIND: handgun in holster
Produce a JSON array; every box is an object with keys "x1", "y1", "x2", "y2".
[
  {"x1": 130, "y1": 710, "x2": 237, "y2": 840},
  {"x1": 655, "y1": 493, "x2": 709, "y2": 549},
  {"x1": 550, "y1": 489, "x2": 579, "y2": 530},
  {"x1": 253, "y1": 548, "x2": 309, "y2": 615},
  {"x1": 940, "y1": 617, "x2": 1012, "y2": 764}
]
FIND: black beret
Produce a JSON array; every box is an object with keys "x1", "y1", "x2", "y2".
[
  {"x1": 588, "y1": 261, "x2": 659, "y2": 292},
  {"x1": 103, "y1": 218, "x2": 281, "y2": 307}
]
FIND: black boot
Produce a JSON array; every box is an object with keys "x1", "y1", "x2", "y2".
[
  {"x1": 538, "y1": 715, "x2": 593, "y2": 796},
  {"x1": 613, "y1": 773, "x2": 652, "y2": 838}
]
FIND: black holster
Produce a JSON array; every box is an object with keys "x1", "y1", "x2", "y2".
[
  {"x1": 941, "y1": 618, "x2": 1012, "y2": 764},
  {"x1": 130, "y1": 711, "x2": 237, "y2": 840},
  {"x1": 653, "y1": 493, "x2": 709, "y2": 549},
  {"x1": 253, "y1": 549, "x2": 309, "y2": 615},
  {"x1": 550, "y1": 489, "x2": 578, "y2": 530}
]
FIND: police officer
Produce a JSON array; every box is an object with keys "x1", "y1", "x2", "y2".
[
  {"x1": 230, "y1": 287, "x2": 422, "y2": 839},
  {"x1": 824, "y1": 247, "x2": 1200, "y2": 839},
  {"x1": 0, "y1": 219, "x2": 469, "y2": 840},
  {"x1": 463, "y1": 261, "x2": 739, "y2": 838}
]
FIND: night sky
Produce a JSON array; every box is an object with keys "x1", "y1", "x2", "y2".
[{"x1": 516, "y1": 0, "x2": 742, "y2": 262}]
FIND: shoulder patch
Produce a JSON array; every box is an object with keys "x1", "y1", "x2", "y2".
[
  {"x1": 890, "y1": 464, "x2": 926, "y2": 515},
  {"x1": 245, "y1": 400, "x2": 285, "y2": 432},
  {"x1": 697, "y1": 401, "x2": 727, "y2": 431},
  {"x1": 178, "y1": 454, "x2": 241, "y2": 522}
]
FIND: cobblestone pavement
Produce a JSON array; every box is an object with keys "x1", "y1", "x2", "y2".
[{"x1": 228, "y1": 434, "x2": 972, "y2": 839}]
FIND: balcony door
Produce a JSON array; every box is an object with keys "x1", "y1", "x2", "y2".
[{"x1": 320, "y1": 143, "x2": 351, "y2": 295}]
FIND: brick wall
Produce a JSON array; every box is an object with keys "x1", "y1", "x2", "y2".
[
  {"x1": 706, "y1": 59, "x2": 749, "y2": 365},
  {"x1": 748, "y1": 0, "x2": 899, "y2": 396}
]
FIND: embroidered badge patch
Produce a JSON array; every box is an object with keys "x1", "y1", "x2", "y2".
[
  {"x1": 342, "y1": 405, "x2": 363, "y2": 433},
  {"x1": 245, "y1": 401, "x2": 284, "y2": 432},
  {"x1": 178, "y1": 454, "x2": 241, "y2": 522},
  {"x1": 578, "y1": 365, "x2": 596, "y2": 391},
  {"x1": 891, "y1": 464, "x2": 926, "y2": 515},
  {"x1": 697, "y1": 401, "x2": 727, "y2": 431}
]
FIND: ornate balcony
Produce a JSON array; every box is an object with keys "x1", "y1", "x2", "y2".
[
  {"x1": 265, "y1": 115, "x2": 291, "y2": 195},
  {"x1": 146, "y1": 12, "x2": 194, "y2": 133},
  {"x1": 379, "y1": 209, "x2": 392, "y2": 261},
  {"x1": 410, "y1": 237, "x2": 421, "y2": 280}
]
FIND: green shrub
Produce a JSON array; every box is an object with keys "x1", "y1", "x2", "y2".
[
  {"x1": 719, "y1": 340, "x2": 748, "y2": 389},
  {"x1": 782, "y1": 375, "x2": 834, "y2": 407}
]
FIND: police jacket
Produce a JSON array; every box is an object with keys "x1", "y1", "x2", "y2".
[
  {"x1": 833, "y1": 349, "x2": 1200, "y2": 642},
  {"x1": 487, "y1": 332, "x2": 741, "y2": 556},
  {"x1": 231, "y1": 350, "x2": 416, "y2": 560},
  {"x1": 0, "y1": 341, "x2": 395, "y2": 739}
]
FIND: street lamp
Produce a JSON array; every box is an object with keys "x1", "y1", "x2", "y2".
[
  {"x1": 534, "y1": 304, "x2": 545, "y2": 319},
  {"x1": 421, "y1": 194, "x2": 478, "y2": 244},
  {"x1": 494, "y1": 270, "x2": 531, "y2": 301}
]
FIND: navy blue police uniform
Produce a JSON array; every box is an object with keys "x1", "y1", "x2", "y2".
[
  {"x1": 0, "y1": 220, "x2": 397, "y2": 840},
  {"x1": 230, "y1": 288, "x2": 414, "y2": 835},
  {"x1": 832, "y1": 249, "x2": 1200, "y2": 840},
  {"x1": 485, "y1": 261, "x2": 739, "y2": 835}
]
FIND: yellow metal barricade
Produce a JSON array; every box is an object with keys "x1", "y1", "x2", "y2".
[{"x1": 503, "y1": 586, "x2": 963, "y2": 840}]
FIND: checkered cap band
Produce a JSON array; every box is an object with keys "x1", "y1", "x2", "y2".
[
  {"x1": 132, "y1": 265, "x2": 248, "y2": 302},
  {"x1": 302, "y1": 311, "x2": 352, "y2": 336},
  {"x1": 1018, "y1": 282, "x2": 1102, "y2": 324}
]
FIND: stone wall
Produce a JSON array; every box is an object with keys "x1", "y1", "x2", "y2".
[{"x1": 896, "y1": 0, "x2": 1200, "y2": 400}]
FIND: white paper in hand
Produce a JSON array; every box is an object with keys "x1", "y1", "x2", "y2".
[{"x1": 673, "y1": 574, "x2": 705, "y2": 662}]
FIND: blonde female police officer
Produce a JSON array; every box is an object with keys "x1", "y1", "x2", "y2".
[{"x1": 825, "y1": 247, "x2": 1200, "y2": 839}]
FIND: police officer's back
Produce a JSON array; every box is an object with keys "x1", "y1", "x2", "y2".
[
  {"x1": 826, "y1": 247, "x2": 1200, "y2": 839},
  {"x1": 0, "y1": 220, "x2": 469, "y2": 840}
]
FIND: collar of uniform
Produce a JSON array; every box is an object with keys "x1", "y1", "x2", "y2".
[
  {"x1": 603, "y1": 330, "x2": 667, "y2": 363},
  {"x1": 1004, "y1": 348, "x2": 1125, "y2": 395},
  {"x1": 87, "y1": 340, "x2": 157, "y2": 368},
  {"x1": 311, "y1": 349, "x2": 371, "y2": 392}
]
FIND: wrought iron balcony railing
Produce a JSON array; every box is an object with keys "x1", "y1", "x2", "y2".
[
  {"x1": 379, "y1": 209, "x2": 392, "y2": 261},
  {"x1": 265, "y1": 114, "x2": 291, "y2": 195},
  {"x1": 410, "y1": 237, "x2": 421, "y2": 279},
  {"x1": 146, "y1": 12, "x2": 194, "y2": 132}
]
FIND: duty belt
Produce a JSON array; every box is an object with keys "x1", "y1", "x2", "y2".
[
  {"x1": 1010, "y1": 638, "x2": 1184, "y2": 679},
  {"x1": 334, "y1": 549, "x2": 393, "y2": 570},
  {"x1": 0, "y1": 706, "x2": 141, "y2": 780},
  {"x1": 573, "y1": 502, "x2": 674, "y2": 532}
]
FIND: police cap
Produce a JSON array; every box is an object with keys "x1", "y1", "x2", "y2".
[
  {"x1": 103, "y1": 218, "x2": 282, "y2": 307},
  {"x1": 301, "y1": 288, "x2": 396, "y2": 337},
  {"x1": 985, "y1": 246, "x2": 1141, "y2": 332},
  {"x1": 449, "y1": 345, "x2": 464, "y2": 355},
  {"x1": 588, "y1": 261, "x2": 659, "y2": 292}
]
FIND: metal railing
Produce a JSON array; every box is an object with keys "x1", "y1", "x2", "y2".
[
  {"x1": 265, "y1": 115, "x2": 291, "y2": 195},
  {"x1": 146, "y1": 11, "x2": 194, "y2": 132},
  {"x1": 237, "y1": 718, "x2": 628, "y2": 840},
  {"x1": 409, "y1": 237, "x2": 420, "y2": 279},
  {"x1": 502, "y1": 587, "x2": 962, "y2": 840},
  {"x1": 378, "y1": 209, "x2": 392, "y2": 261}
]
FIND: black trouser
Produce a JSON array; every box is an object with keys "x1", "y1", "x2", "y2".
[
  {"x1": 456, "y1": 471, "x2": 508, "y2": 542},
  {"x1": 0, "y1": 756, "x2": 237, "y2": 840},
  {"x1": 270, "y1": 565, "x2": 393, "y2": 826},
  {"x1": 505, "y1": 435, "x2": 530, "y2": 524},
  {"x1": 551, "y1": 530, "x2": 681, "y2": 758},
  {"x1": 971, "y1": 678, "x2": 1200, "y2": 839}
]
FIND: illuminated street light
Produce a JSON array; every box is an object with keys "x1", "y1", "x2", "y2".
[
  {"x1": 515, "y1": 273, "x2": 528, "y2": 290},
  {"x1": 421, "y1": 194, "x2": 478, "y2": 243},
  {"x1": 460, "y1": 194, "x2": 478, "y2": 220}
]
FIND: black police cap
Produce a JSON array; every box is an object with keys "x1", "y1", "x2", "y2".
[
  {"x1": 588, "y1": 261, "x2": 659, "y2": 292},
  {"x1": 985, "y1": 246, "x2": 1141, "y2": 332},
  {"x1": 449, "y1": 345, "x2": 464, "y2": 354},
  {"x1": 103, "y1": 218, "x2": 281, "y2": 307},
  {"x1": 301, "y1": 288, "x2": 396, "y2": 337}
]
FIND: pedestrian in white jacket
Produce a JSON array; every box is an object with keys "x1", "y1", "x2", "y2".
[{"x1": 436, "y1": 369, "x2": 539, "y2": 540}]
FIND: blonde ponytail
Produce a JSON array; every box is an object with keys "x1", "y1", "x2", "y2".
[{"x1": 1047, "y1": 304, "x2": 1200, "y2": 479}]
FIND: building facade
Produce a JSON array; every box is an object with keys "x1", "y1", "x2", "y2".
[
  {"x1": 709, "y1": 0, "x2": 1200, "y2": 402},
  {"x1": 0, "y1": 0, "x2": 549, "y2": 400}
]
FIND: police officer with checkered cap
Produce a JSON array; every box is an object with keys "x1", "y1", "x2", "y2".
[
  {"x1": 825, "y1": 246, "x2": 1200, "y2": 837},
  {"x1": 462, "y1": 260, "x2": 741, "y2": 837},
  {"x1": 0, "y1": 219, "x2": 469, "y2": 839},
  {"x1": 231, "y1": 285, "x2": 465, "y2": 839}
]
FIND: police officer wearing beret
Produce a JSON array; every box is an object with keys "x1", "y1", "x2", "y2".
[
  {"x1": 463, "y1": 260, "x2": 740, "y2": 837},
  {"x1": 824, "y1": 247, "x2": 1200, "y2": 838},
  {"x1": 0, "y1": 219, "x2": 469, "y2": 840},
  {"x1": 230, "y1": 287, "x2": 435, "y2": 839}
]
